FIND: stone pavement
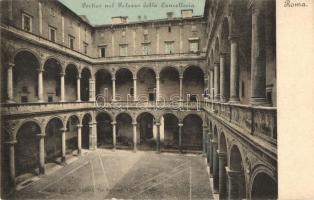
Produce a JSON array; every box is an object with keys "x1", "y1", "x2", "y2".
[{"x1": 11, "y1": 149, "x2": 213, "y2": 200}]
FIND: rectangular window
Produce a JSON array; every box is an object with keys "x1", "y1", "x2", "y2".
[
  {"x1": 48, "y1": 96, "x2": 53, "y2": 102},
  {"x1": 143, "y1": 43, "x2": 150, "y2": 55},
  {"x1": 22, "y1": 13, "x2": 32, "y2": 32},
  {"x1": 69, "y1": 35, "x2": 75, "y2": 49},
  {"x1": 165, "y1": 42, "x2": 174, "y2": 54},
  {"x1": 99, "y1": 46, "x2": 106, "y2": 57},
  {"x1": 83, "y1": 42, "x2": 88, "y2": 54},
  {"x1": 190, "y1": 95, "x2": 197, "y2": 102},
  {"x1": 49, "y1": 26, "x2": 57, "y2": 42},
  {"x1": 21, "y1": 96, "x2": 28, "y2": 103},
  {"x1": 144, "y1": 34, "x2": 148, "y2": 41},
  {"x1": 189, "y1": 40, "x2": 199, "y2": 52},
  {"x1": 241, "y1": 81, "x2": 245, "y2": 98},
  {"x1": 119, "y1": 44, "x2": 128, "y2": 56},
  {"x1": 149, "y1": 93, "x2": 155, "y2": 101}
]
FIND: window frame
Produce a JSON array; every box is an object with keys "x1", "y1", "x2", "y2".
[
  {"x1": 68, "y1": 35, "x2": 75, "y2": 50},
  {"x1": 165, "y1": 41, "x2": 174, "y2": 54},
  {"x1": 119, "y1": 44, "x2": 128, "y2": 57},
  {"x1": 99, "y1": 46, "x2": 107, "y2": 58},
  {"x1": 22, "y1": 13, "x2": 32, "y2": 32},
  {"x1": 49, "y1": 26, "x2": 57, "y2": 42}
]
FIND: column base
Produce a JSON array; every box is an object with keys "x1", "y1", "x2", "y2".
[
  {"x1": 78, "y1": 149, "x2": 82, "y2": 155},
  {"x1": 250, "y1": 97, "x2": 270, "y2": 106},
  {"x1": 39, "y1": 166, "x2": 45, "y2": 175},
  {"x1": 6, "y1": 100, "x2": 15, "y2": 104},
  {"x1": 76, "y1": 100, "x2": 81, "y2": 102},
  {"x1": 61, "y1": 156, "x2": 66, "y2": 164},
  {"x1": 37, "y1": 100, "x2": 45, "y2": 103},
  {"x1": 228, "y1": 97, "x2": 240, "y2": 104}
]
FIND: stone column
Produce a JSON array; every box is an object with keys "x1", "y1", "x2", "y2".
[
  {"x1": 251, "y1": 1, "x2": 267, "y2": 105},
  {"x1": 229, "y1": 36, "x2": 240, "y2": 103},
  {"x1": 76, "y1": 75, "x2": 81, "y2": 102},
  {"x1": 214, "y1": 63, "x2": 220, "y2": 101},
  {"x1": 210, "y1": 69, "x2": 214, "y2": 101},
  {"x1": 111, "y1": 121, "x2": 117, "y2": 150},
  {"x1": 6, "y1": 63, "x2": 15, "y2": 103},
  {"x1": 38, "y1": 68, "x2": 44, "y2": 102},
  {"x1": 212, "y1": 141, "x2": 219, "y2": 193},
  {"x1": 156, "y1": 76, "x2": 160, "y2": 101},
  {"x1": 77, "y1": 124, "x2": 82, "y2": 155},
  {"x1": 207, "y1": 134, "x2": 212, "y2": 165},
  {"x1": 112, "y1": 77, "x2": 116, "y2": 102},
  {"x1": 178, "y1": 123, "x2": 183, "y2": 153},
  {"x1": 179, "y1": 75, "x2": 183, "y2": 101},
  {"x1": 226, "y1": 167, "x2": 241, "y2": 200},
  {"x1": 220, "y1": 53, "x2": 227, "y2": 102},
  {"x1": 89, "y1": 79, "x2": 95, "y2": 101},
  {"x1": 5, "y1": 140, "x2": 17, "y2": 187},
  {"x1": 209, "y1": 139, "x2": 213, "y2": 176},
  {"x1": 60, "y1": 72, "x2": 65, "y2": 102},
  {"x1": 133, "y1": 77, "x2": 137, "y2": 101},
  {"x1": 218, "y1": 151, "x2": 227, "y2": 199},
  {"x1": 132, "y1": 122, "x2": 137, "y2": 152},
  {"x1": 156, "y1": 122, "x2": 161, "y2": 153},
  {"x1": 60, "y1": 128, "x2": 66, "y2": 163},
  {"x1": 202, "y1": 126, "x2": 208, "y2": 155},
  {"x1": 89, "y1": 122, "x2": 97, "y2": 150},
  {"x1": 37, "y1": 133, "x2": 46, "y2": 174}
]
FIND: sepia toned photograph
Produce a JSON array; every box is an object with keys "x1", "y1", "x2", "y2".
[{"x1": 0, "y1": 0, "x2": 279, "y2": 199}]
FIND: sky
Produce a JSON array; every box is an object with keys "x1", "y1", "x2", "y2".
[{"x1": 58, "y1": 0, "x2": 206, "y2": 25}]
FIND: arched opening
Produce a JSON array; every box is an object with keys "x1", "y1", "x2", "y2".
[
  {"x1": 81, "y1": 68, "x2": 91, "y2": 101},
  {"x1": 15, "y1": 122, "x2": 40, "y2": 177},
  {"x1": 116, "y1": 113, "x2": 133, "y2": 149},
  {"x1": 137, "y1": 67, "x2": 156, "y2": 102},
  {"x1": 116, "y1": 68, "x2": 133, "y2": 101},
  {"x1": 13, "y1": 51, "x2": 39, "y2": 103},
  {"x1": 219, "y1": 132, "x2": 228, "y2": 198},
  {"x1": 182, "y1": 114, "x2": 202, "y2": 150},
  {"x1": 163, "y1": 113, "x2": 179, "y2": 150},
  {"x1": 65, "y1": 64, "x2": 78, "y2": 101},
  {"x1": 221, "y1": 18, "x2": 231, "y2": 101},
  {"x1": 183, "y1": 66, "x2": 204, "y2": 102},
  {"x1": 96, "y1": 112, "x2": 112, "y2": 148},
  {"x1": 251, "y1": 172, "x2": 277, "y2": 199},
  {"x1": 96, "y1": 69, "x2": 112, "y2": 102},
  {"x1": 66, "y1": 115, "x2": 80, "y2": 155},
  {"x1": 43, "y1": 58, "x2": 62, "y2": 102},
  {"x1": 160, "y1": 67, "x2": 180, "y2": 101},
  {"x1": 229, "y1": 145, "x2": 247, "y2": 199},
  {"x1": 137, "y1": 112, "x2": 156, "y2": 150},
  {"x1": 45, "y1": 118, "x2": 63, "y2": 163},
  {"x1": 82, "y1": 113, "x2": 92, "y2": 149},
  {"x1": 213, "y1": 126, "x2": 219, "y2": 192}
]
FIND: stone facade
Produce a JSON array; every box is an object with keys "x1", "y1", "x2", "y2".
[{"x1": 0, "y1": 0, "x2": 277, "y2": 199}]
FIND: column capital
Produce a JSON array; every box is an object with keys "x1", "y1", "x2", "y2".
[
  {"x1": 214, "y1": 62, "x2": 220, "y2": 66},
  {"x1": 111, "y1": 121, "x2": 117, "y2": 125},
  {"x1": 77, "y1": 75, "x2": 81, "y2": 79},
  {"x1": 133, "y1": 77, "x2": 137, "y2": 81},
  {"x1": 7, "y1": 62, "x2": 15, "y2": 68},
  {"x1": 89, "y1": 122, "x2": 97, "y2": 127},
  {"x1": 228, "y1": 35, "x2": 240, "y2": 42},
  {"x1": 36, "y1": 133, "x2": 46, "y2": 138},
  {"x1": 132, "y1": 122, "x2": 137, "y2": 126},
  {"x1": 60, "y1": 127, "x2": 67, "y2": 132},
  {"x1": 5, "y1": 140, "x2": 17, "y2": 145},
  {"x1": 220, "y1": 52, "x2": 227, "y2": 57},
  {"x1": 112, "y1": 78, "x2": 116, "y2": 81},
  {"x1": 155, "y1": 122, "x2": 161, "y2": 126},
  {"x1": 225, "y1": 166, "x2": 242, "y2": 177},
  {"x1": 217, "y1": 150, "x2": 227, "y2": 158},
  {"x1": 179, "y1": 75, "x2": 183, "y2": 79},
  {"x1": 77, "y1": 124, "x2": 83, "y2": 128},
  {"x1": 178, "y1": 123, "x2": 183, "y2": 127},
  {"x1": 60, "y1": 72, "x2": 66, "y2": 76},
  {"x1": 37, "y1": 68, "x2": 45, "y2": 72}
]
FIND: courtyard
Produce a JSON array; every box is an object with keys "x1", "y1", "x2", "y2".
[{"x1": 11, "y1": 150, "x2": 213, "y2": 200}]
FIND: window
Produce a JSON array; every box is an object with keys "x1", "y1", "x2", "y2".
[
  {"x1": 22, "y1": 13, "x2": 32, "y2": 32},
  {"x1": 99, "y1": 46, "x2": 106, "y2": 57},
  {"x1": 50, "y1": 8, "x2": 56, "y2": 17},
  {"x1": 189, "y1": 40, "x2": 199, "y2": 52},
  {"x1": 144, "y1": 34, "x2": 148, "y2": 41},
  {"x1": 190, "y1": 95, "x2": 197, "y2": 102},
  {"x1": 48, "y1": 96, "x2": 53, "y2": 102},
  {"x1": 21, "y1": 96, "x2": 28, "y2": 103},
  {"x1": 149, "y1": 93, "x2": 155, "y2": 101},
  {"x1": 69, "y1": 35, "x2": 75, "y2": 49},
  {"x1": 143, "y1": 43, "x2": 150, "y2": 55},
  {"x1": 119, "y1": 44, "x2": 128, "y2": 56},
  {"x1": 83, "y1": 42, "x2": 88, "y2": 54},
  {"x1": 168, "y1": 26, "x2": 172, "y2": 33},
  {"x1": 165, "y1": 41, "x2": 174, "y2": 54},
  {"x1": 49, "y1": 26, "x2": 57, "y2": 42}
]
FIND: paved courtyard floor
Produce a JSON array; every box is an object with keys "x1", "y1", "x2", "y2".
[{"x1": 11, "y1": 149, "x2": 213, "y2": 200}]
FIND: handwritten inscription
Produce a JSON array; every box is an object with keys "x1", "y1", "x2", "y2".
[{"x1": 284, "y1": 0, "x2": 308, "y2": 7}]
